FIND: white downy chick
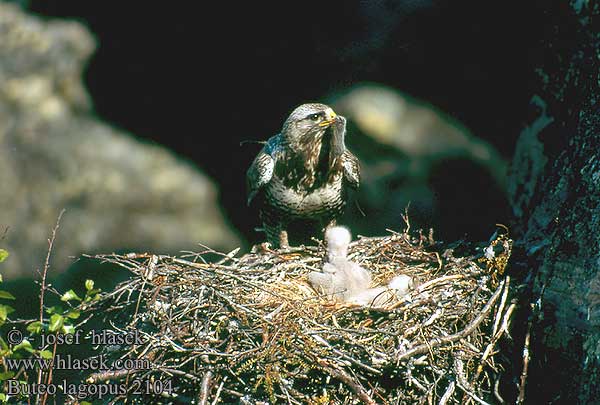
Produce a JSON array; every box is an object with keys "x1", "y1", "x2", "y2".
[
  {"x1": 388, "y1": 275, "x2": 413, "y2": 295},
  {"x1": 346, "y1": 274, "x2": 414, "y2": 307},
  {"x1": 308, "y1": 226, "x2": 414, "y2": 307},
  {"x1": 308, "y1": 226, "x2": 371, "y2": 301}
]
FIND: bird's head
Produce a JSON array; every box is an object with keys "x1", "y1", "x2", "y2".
[
  {"x1": 325, "y1": 226, "x2": 352, "y2": 261},
  {"x1": 281, "y1": 103, "x2": 339, "y2": 145}
]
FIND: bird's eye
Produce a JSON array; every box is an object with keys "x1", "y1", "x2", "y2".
[{"x1": 308, "y1": 113, "x2": 321, "y2": 121}]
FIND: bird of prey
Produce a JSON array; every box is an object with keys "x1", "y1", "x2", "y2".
[{"x1": 246, "y1": 103, "x2": 360, "y2": 248}]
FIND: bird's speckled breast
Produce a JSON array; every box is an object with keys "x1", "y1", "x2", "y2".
[{"x1": 264, "y1": 174, "x2": 345, "y2": 219}]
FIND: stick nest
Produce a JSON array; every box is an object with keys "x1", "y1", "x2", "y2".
[{"x1": 86, "y1": 228, "x2": 514, "y2": 404}]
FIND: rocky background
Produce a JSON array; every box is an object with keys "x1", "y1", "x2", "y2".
[{"x1": 0, "y1": 3, "x2": 239, "y2": 279}]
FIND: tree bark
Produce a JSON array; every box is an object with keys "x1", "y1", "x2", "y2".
[{"x1": 508, "y1": 2, "x2": 600, "y2": 403}]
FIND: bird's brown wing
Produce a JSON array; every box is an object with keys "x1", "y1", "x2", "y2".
[
  {"x1": 342, "y1": 150, "x2": 360, "y2": 189},
  {"x1": 246, "y1": 149, "x2": 275, "y2": 206}
]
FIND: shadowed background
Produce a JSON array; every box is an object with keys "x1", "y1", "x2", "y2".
[
  {"x1": 29, "y1": 0, "x2": 539, "y2": 231},
  {"x1": 1, "y1": 0, "x2": 545, "y2": 280}
]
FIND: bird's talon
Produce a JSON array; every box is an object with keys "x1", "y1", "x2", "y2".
[
  {"x1": 278, "y1": 244, "x2": 290, "y2": 252},
  {"x1": 278, "y1": 230, "x2": 289, "y2": 250},
  {"x1": 251, "y1": 242, "x2": 272, "y2": 254}
]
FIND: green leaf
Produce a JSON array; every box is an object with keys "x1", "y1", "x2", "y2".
[
  {"x1": 39, "y1": 350, "x2": 53, "y2": 359},
  {"x1": 0, "y1": 336, "x2": 8, "y2": 351},
  {"x1": 48, "y1": 314, "x2": 64, "y2": 332},
  {"x1": 60, "y1": 289, "x2": 82, "y2": 302},
  {"x1": 13, "y1": 339, "x2": 32, "y2": 352},
  {"x1": 0, "y1": 290, "x2": 15, "y2": 300},
  {"x1": 61, "y1": 324, "x2": 75, "y2": 335},
  {"x1": 65, "y1": 310, "x2": 80, "y2": 319},
  {"x1": 0, "y1": 371, "x2": 14, "y2": 381},
  {"x1": 0, "y1": 250, "x2": 8, "y2": 263},
  {"x1": 46, "y1": 305, "x2": 63, "y2": 315},
  {"x1": 85, "y1": 279, "x2": 94, "y2": 291},
  {"x1": 0, "y1": 304, "x2": 14, "y2": 323},
  {"x1": 26, "y1": 321, "x2": 43, "y2": 334},
  {"x1": 84, "y1": 287, "x2": 101, "y2": 300}
]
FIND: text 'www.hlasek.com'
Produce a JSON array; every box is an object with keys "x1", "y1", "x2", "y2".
[{"x1": 2, "y1": 328, "x2": 173, "y2": 400}]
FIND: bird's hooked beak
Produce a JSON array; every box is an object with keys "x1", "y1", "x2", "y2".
[{"x1": 318, "y1": 108, "x2": 337, "y2": 127}]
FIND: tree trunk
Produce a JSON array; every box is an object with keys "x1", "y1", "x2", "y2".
[{"x1": 508, "y1": 2, "x2": 600, "y2": 403}]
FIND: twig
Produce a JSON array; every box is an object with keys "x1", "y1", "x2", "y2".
[
  {"x1": 308, "y1": 333, "x2": 382, "y2": 374},
  {"x1": 317, "y1": 359, "x2": 376, "y2": 405},
  {"x1": 439, "y1": 380, "x2": 455, "y2": 405},
  {"x1": 516, "y1": 304, "x2": 534, "y2": 404},
  {"x1": 197, "y1": 371, "x2": 213, "y2": 405},
  {"x1": 492, "y1": 276, "x2": 511, "y2": 336},
  {"x1": 494, "y1": 377, "x2": 505, "y2": 404},
  {"x1": 416, "y1": 274, "x2": 468, "y2": 292},
  {"x1": 473, "y1": 302, "x2": 516, "y2": 382},
  {"x1": 216, "y1": 248, "x2": 241, "y2": 265},
  {"x1": 211, "y1": 377, "x2": 226, "y2": 405},
  {"x1": 38, "y1": 209, "x2": 65, "y2": 325},
  {"x1": 159, "y1": 368, "x2": 201, "y2": 381},
  {"x1": 401, "y1": 205, "x2": 411, "y2": 234},
  {"x1": 454, "y1": 356, "x2": 491, "y2": 405},
  {"x1": 40, "y1": 340, "x2": 58, "y2": 405},
  {"x1": 396, "y1": 280, "x2": 504, "y2": 362},
  {"x1": 36, "y1": 209, "x2": 65, "y2": 405},
  {"x1": 87, "y1": 368, "x2": 140, "y2": 384},
  {"x1": 456, "y1": 382, "x2": 492, "y2": 405}
]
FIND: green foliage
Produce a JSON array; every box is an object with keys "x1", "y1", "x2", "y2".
[
  {"x1": 26, "y1": 321, "x2": 42, "y2": 334},
  {"x1": 60, "y1": 289, "x2": 82, "y2": 302},
  {"x1": 0, "y1": 292, "x2": 14, "y2": 300},
  {"x1": 0, "y1": 227, "x2": 103, "y2": 402},
  {"x1": 0, "y1": 250, "x2": 8, "y2": 264},
  {"x1": 37, "y1": 279, "x2": 99, "y2": 337},
  {"x1": 0, "y1": 229, "x2": 106, "y2": 403},
  {"x1": 0, "y1": 259, "x2": 27, "y2": 402},
  {"x1": 0, "y1": 273, "x2": 101, "y2": 403},
  {"x1": 0, "y1": 249, "x2": 14, "y2": 328},
  {"x1": 0, "y1": 305, "x2": 14, "y2": 326},
  {"x1": 48, "y1": 313, "x2": 64, "y2": 332}
]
